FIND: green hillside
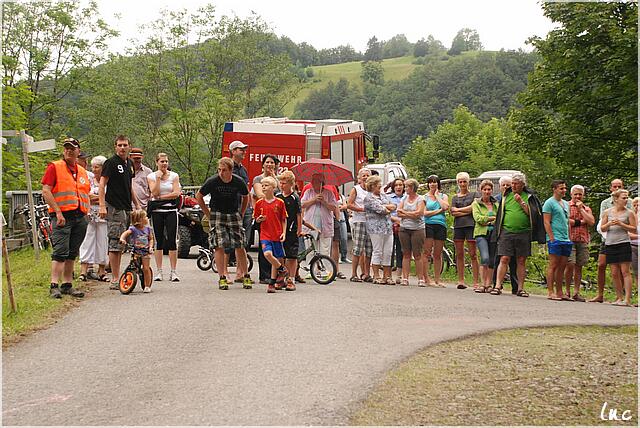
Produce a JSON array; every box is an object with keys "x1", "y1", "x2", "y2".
[{"x1": 284, "y1": 56, "x2": 420, "y2": 117}]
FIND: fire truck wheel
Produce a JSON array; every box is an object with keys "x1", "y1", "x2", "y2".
[{"x1": 177, "y1": 225, "x2": 192, "y2": 259}]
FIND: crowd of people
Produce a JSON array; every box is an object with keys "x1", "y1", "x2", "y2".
[{"x1": 41, "y1": 136, "x2": 638, "y2": 305}]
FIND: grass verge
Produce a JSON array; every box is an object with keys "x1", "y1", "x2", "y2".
[
  {"x1": 351, "y1": 325, "x2": 638, "y2": 426},
  {"x1": 2, "y1": 247, "x2": 87, "y2": 347}
]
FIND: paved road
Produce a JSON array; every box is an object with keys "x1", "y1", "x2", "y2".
[{"x1": 3, "y1": 256, "x2": 637, "y2": 425}]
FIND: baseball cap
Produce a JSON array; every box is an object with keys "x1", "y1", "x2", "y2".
[
  {"x1": 130, "y1": 147, "x2": 144, "y2": 158},
  {"x1": 63, "y1": 138, "x2": 80, "y2": 149},
  {"x1": 229, "y1": 140, "x2": 248, "y2": 151},
  {"x1": 78, "y1": 151, "x2": 89, "y2": 159}
]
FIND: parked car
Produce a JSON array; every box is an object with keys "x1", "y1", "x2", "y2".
[{"x1": 365, "y1": 161, "x2": 408, "y2": 187}]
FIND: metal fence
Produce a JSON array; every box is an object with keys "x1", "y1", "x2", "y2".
[{"x1": 5, "y1": 191, "x2": 44, "y2": 230}]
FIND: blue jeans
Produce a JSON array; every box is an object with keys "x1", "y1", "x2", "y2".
[
  {"x1": 476, "y1": 235, "x2": 491, "y2": 266},
  {"x1": 338, "y1": 219, "x2": 348, "y2": 259},
  {"x1": 243, "y1": 207, "x2": 253, "y2": 248}
]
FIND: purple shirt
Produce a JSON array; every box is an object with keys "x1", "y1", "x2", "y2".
[{"x1": 128, "y1": 225, "x2": 152, "y2": 255}]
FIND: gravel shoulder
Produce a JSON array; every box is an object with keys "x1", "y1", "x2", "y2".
[{"x1": 2, "y1": 260, "x2": 637, "y2": 425}]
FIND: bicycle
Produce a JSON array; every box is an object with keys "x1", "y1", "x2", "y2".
[
  {"x1": 16, "y1": 203, "x2": 53, "y2": 250},
  {"x1": 440, "y1": 238, "x2": 472, "y2": 275},
  {"x1": 298, "y1": 233, "x2": 337, "y2": 285},
  {"x1": 196, "y1": 246, "x2": 254, "y2": 273},
  {"x1": 119, "y1": 246, "x2": 153, "y2": 294}
]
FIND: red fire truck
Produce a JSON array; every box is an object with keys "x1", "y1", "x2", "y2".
[{"x1": 221, "y1": 117, "x2": 375, "y2": 195}]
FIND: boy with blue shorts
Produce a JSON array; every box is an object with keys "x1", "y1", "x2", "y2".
[
  {"x1": 254, "y1": 176, "x2": 289, "y2": 293},
  {"x1": 543, "y1": 179, "x2": 572, "y2": 300}
]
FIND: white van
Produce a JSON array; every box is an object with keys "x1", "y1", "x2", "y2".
[{"x1": 365, "y1": 162, "x2": 409, "y2": 187}]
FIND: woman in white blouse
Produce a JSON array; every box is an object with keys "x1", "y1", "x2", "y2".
[{"x1": 147, "y1": 153, "x2": 182, "y2": 282}]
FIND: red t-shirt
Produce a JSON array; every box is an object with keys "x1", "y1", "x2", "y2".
[
  {"x1": 301, "y1": 183, "x2": 339, "y2": 200},
  {"x1": 41, "y1": 161, "x2": 78, "y2": 187},
  {"x1": 254, "y1": 197, "x2": 287, "y2": 241}
]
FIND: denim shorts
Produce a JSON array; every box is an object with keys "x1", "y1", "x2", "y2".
[
  {"x1": 260, "y1": 240, "x2": 285, "y2": 259},
  {"x1": 547, "y1": 240, "x2": 573, "y2": 257}
]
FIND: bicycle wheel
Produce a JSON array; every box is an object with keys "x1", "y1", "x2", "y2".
[
  {"x1": 309, "y1": 255, "x2": 337, "y2": 285},
  {"x1": 440, "y1": 250, "x2": 452, "y2": 275},
  {"x1": 119, "y1": 269, "x2": 137, "y2": 294},
  {"x1": 38, "y1": 226, "x2": 50, "y2": 250},
  {"x1": 196, "y1": 254, "x2": 212, "y2": 271}
]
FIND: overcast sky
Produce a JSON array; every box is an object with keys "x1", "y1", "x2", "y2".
[{"x1": 95, "y1": 0, "x2": 557, "y2": 54}]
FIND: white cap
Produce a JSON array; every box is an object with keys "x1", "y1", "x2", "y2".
[{"x1": 229, "y1": 140, "x2": 248, "y2": 151}]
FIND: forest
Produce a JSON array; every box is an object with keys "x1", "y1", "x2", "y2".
[{"x1": 2, "y1": 1, "x2": 637, "y2": 205}]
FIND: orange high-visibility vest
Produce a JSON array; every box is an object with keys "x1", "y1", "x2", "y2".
[{"x1": 48, "y1": 160, "x2": 91, "y2": 214}]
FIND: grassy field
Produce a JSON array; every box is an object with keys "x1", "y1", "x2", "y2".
[
  {"x1": 283, "y1": 56, "x2": 420, "y2": 117},
  {"x1": 351, "y1": 325, "x2": 638, "y2": 426},
  {"x1": 2, "y1": 247, "x2": 87, "y2": 346}
]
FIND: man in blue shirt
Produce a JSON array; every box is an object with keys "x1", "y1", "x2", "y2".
[{"x1": 542, "y1": 179, "x2": 571, "y2": 301}]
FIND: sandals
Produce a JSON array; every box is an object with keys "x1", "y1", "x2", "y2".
[
  {"x1": 362, "y1": 275, "x2": 374, "y2": 283},
  {"x1": 386, "y1": 278, "x2": 395, "y2": 285},
  {"x1": 97, "y1": 274, "x2": 110, "y2": 282},
  {"x1": 490, "y1": 287, "x2": 502, "y2": 295},
  {"x1": 516, "y1": 290, "x2": 529, "y2": 298},
  {"x1": 78, "y1": 274, "x2": 87, "y2": 282},
  {"x1": 612, "y1": 301, "x2": 630, "y2": 307},
  {"x1": 350, "y1": 276, "x2": 362, "y2": 283},
  {"x1": 373, "y1": 278, "x2": 385, "y2": 285},
  {"x1": 417, "y1": 279, "x2": 425, "y2": 287},
  {"x1": 475, "y1": 286, "x2": 490, "y2": 293}
]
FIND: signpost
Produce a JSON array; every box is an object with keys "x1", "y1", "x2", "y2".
[
  {"x1": 1, "y1": 213, "x2": 17, "y2": 313},
  {"x1": 2, "y1": 130, "x2": 56, "y2": 260}
]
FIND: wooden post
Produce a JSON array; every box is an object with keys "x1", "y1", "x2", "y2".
[
  {"x1": 20, "y1": 130, "x2": 40, "y2": 261},
  {"x1": 1, "y1": 222, "x2": 17, "y2": 313}
]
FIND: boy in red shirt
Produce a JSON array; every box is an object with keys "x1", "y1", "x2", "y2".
[{"x1": 254, "y1": 176, "x2": 288, "y2": 293}]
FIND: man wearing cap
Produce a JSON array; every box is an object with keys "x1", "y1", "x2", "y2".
[
  {"x1": 229, "y1": 140, "x2": 254, "y2": 283},
  {"x1": 41, "y1": 138, "x2": 91, "y2": 298},
  {"x1": 130, "y1": 147, "x2": 153, "y2": 211},
  {"x1": 99, "y1": 134, "x2": 140, "y2": 290}
]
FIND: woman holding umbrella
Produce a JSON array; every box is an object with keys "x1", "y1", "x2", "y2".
[{"x1": 292, "y1": 158, "x2": 354, "y2": 276}]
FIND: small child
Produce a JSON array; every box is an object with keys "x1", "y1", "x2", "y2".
[
  {"x1": 277, "y1": 171, "x2": 303, "y2": 291},
  {"x1": 119, "y1": 210, "x2": 154, "y2": 293},
  {"x1": 254, "y1": 176, "x2": 288, "y2": 293}
]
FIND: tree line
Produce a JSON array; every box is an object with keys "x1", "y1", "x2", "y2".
[
  {"x1": 297, "y1": 2, "x2": 638, "y2": 204},
  {"x1": 2, "y1": 1, "x2": 636, "y2": 208}
]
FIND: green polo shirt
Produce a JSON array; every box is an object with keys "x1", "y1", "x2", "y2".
[{"x1": 503, "y1": 192, "x2": 530, "y2": 233}]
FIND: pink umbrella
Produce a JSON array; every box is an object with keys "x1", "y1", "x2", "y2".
[{"x1": 290, "y1": 158, "x2": 355, "y2": 186}]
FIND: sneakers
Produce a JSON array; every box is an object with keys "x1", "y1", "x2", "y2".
[
  {"x1": 49, "y1": 285, "x2": 62, "y2": 299},
  {"x1": 109, "y1": 281, "x2": 119, "y2": 290},
  {"x1": 154, "y1": 269, "x2": 163, "y2": 281},
  {"x1": 143, "y1": 287, "x2": 151, "y2": 293},
  {"x1": 274, "y1": 280, "x2": 283, "y2": 291},
  {"x1": 267, "y1": 283, "x2": 276, "y2": 293},
  {"x1": 218, "y1": 276, "x2": 229, "y2": 290},
  {"x1": 285, "y1": 278, "x2": 296, "y2": 291},
  {"x1": 242, "y1": 275, "x2": 253, "y2": 289},
  {"x1": 169, "y1": 270, "x2": 180, "y2": 282},
  {"x1": 341, "y1": 257, "x2": 352, "y2": 264},
  {"x1": 60, "y1": 283, "x2": 84, "y2": 298},
  {"x1": 295, "y1": 275, "x2": 306, "y2": 284}
]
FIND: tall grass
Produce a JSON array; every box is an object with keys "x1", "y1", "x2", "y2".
[{"x1": 2, "y1": 247, "x2": 81, "y2": 342}]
